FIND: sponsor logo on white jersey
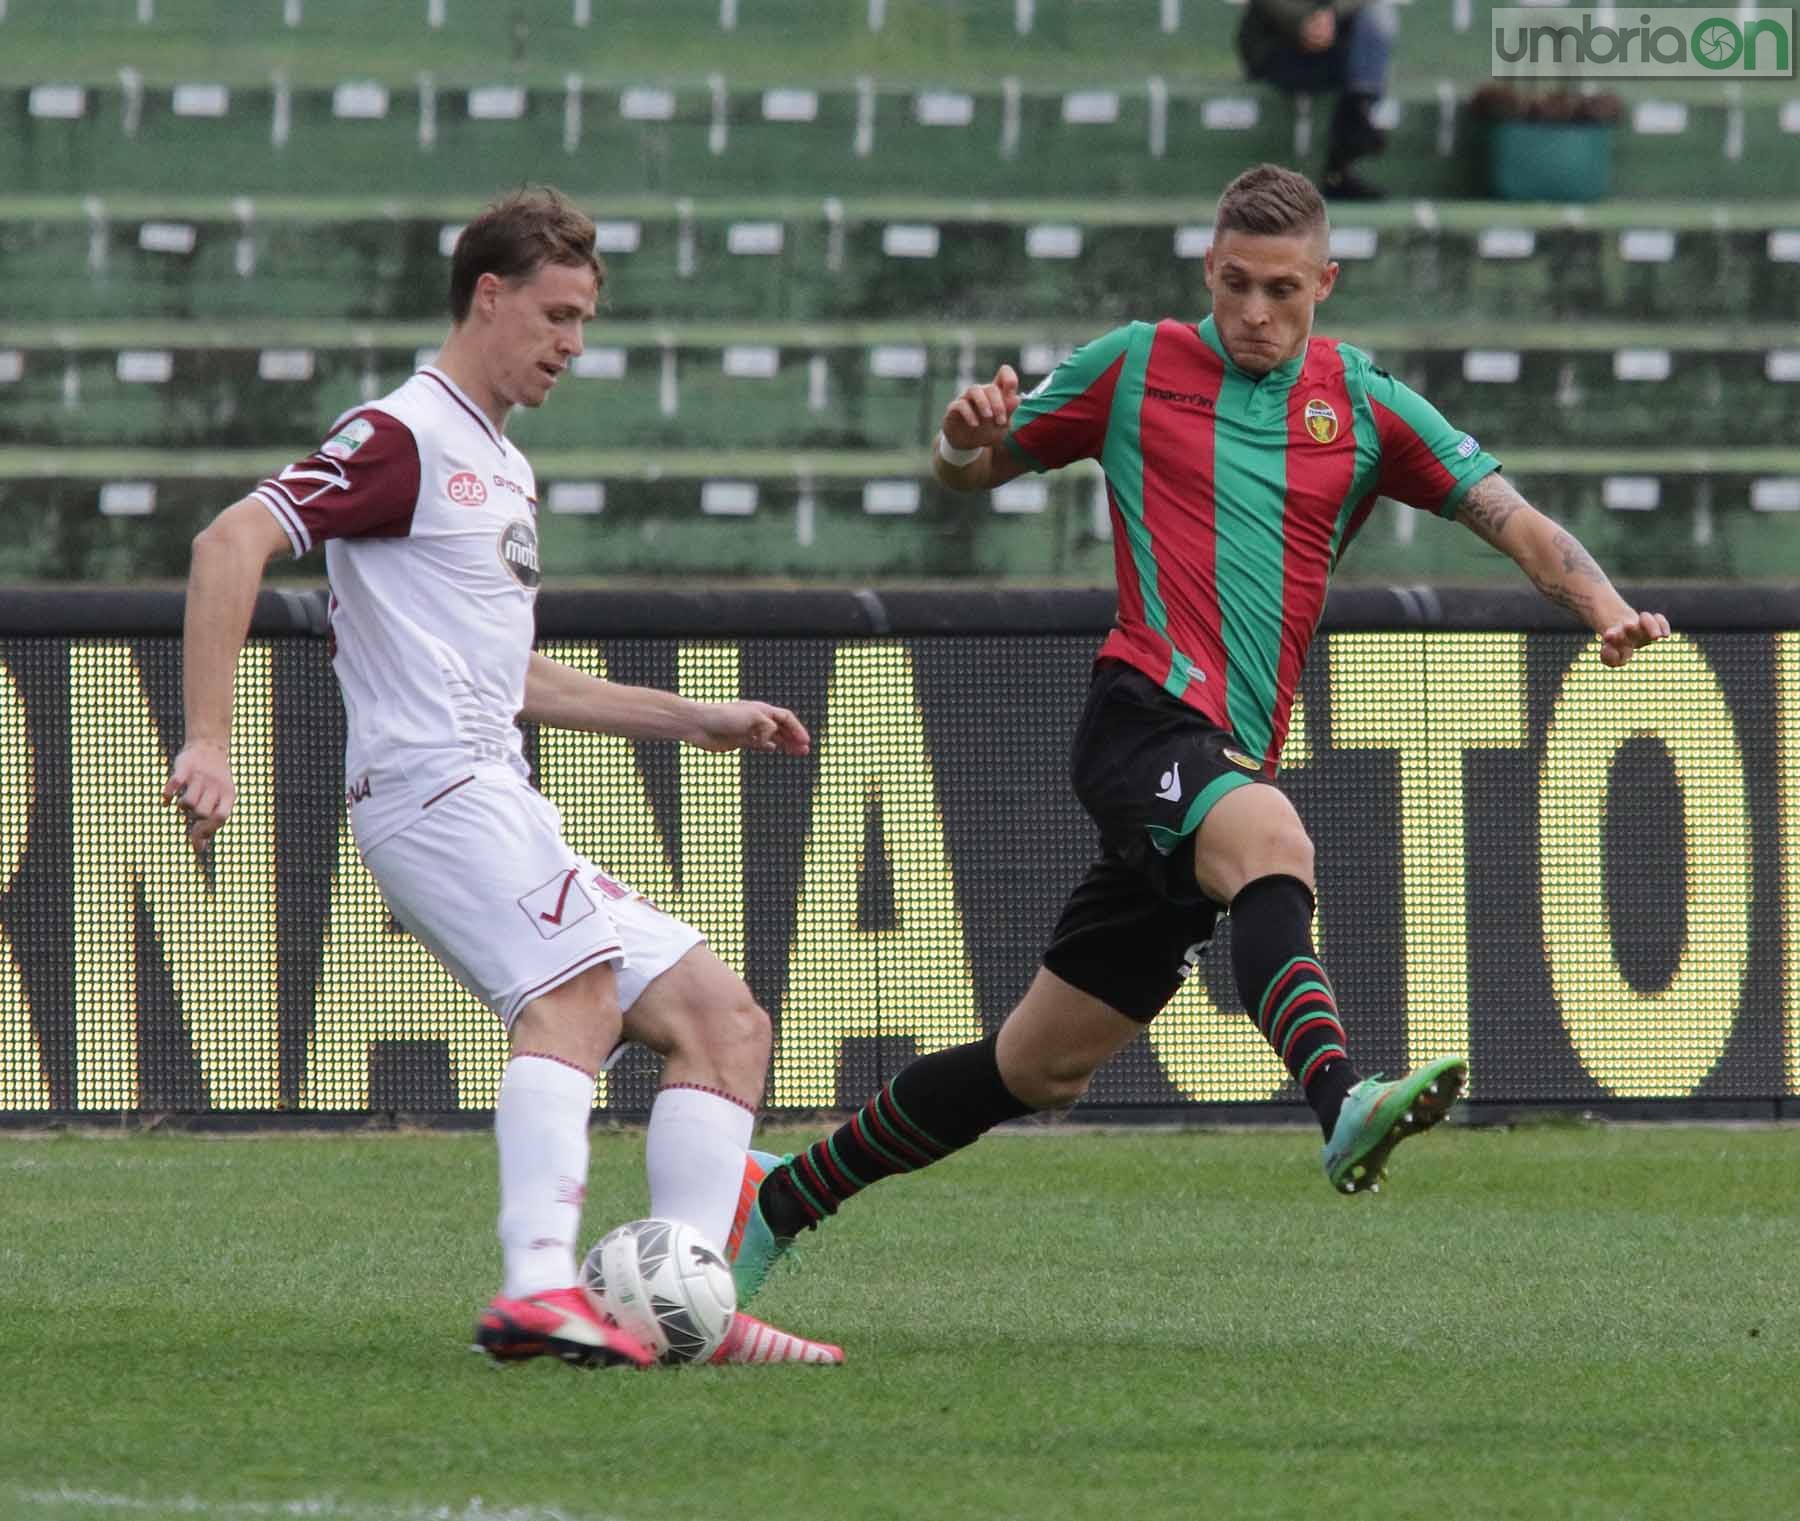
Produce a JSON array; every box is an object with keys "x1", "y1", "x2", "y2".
[
  {"x1": 447, "y1": 470, "x2": 488, "y2": 507},
  {"x1": 498, "y1": 519, "x2": 541, "y2": 588}
]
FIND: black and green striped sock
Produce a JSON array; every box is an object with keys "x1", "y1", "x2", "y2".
[
  {"x1": 1231, "y1": 874, "x2": 1360, "y2": 1137},
  {"x1": 759, "y1": 1033, "x2": 1032, "y2": 1238}
]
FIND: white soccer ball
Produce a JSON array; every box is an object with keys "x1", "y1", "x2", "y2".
[{"x1": 581, "y1": 1217, "x2": 737, "y2": 1366}]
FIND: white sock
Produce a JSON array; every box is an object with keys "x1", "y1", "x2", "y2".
[
  {"x1": 495, "y1": 1054, "x2": 595, "y2": 1299},
  {"x1": 644, "y1": 1084, "x2": 756, "y2": 1251}
]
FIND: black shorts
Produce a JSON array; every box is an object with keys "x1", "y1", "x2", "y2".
[{"x1": 1040, "y1": 659, "x2": 1274, "y2": 1022}]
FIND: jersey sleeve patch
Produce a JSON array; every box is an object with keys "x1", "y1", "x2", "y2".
[
  {"x1": 255, "y1": 409, "x2": 424, "y2": 554},
  {"x1": 1364, "y1": 367, "x2": 1503, "y2": 518}
]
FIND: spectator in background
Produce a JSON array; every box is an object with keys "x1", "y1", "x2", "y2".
[{"x1": 1238, "y1": 0, "x2": 1395, "y2": 200}]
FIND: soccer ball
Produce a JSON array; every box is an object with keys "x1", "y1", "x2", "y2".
[{"x1": 581, "y1": 1217, "x2": 737, "y2": 1366}]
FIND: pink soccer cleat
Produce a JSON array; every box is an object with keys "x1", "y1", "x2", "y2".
[
  {"x1": 709, "y1": 1311, "x2": 844, "y2": 1366},
  {"x1": 473, "y1": 1286, "x2": 655, "y2": 1369}
]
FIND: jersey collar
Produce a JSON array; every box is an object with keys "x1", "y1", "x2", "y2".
[
  {"x1": 419, "y1": 365, "x2": 508, "y2": 454},
  {"x1": 1196, "y1": 316, "x2": 1305, "y2": 386}
]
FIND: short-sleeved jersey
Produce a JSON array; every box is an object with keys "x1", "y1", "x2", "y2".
[
  {"x1": 253, "y1": 366, "x2": 542, "y2": 851},
  {"x1": 1005, "y1": 316, "x2": 1501, "y2": 773}
]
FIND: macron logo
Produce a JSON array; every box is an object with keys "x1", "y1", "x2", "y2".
[{"x1": 1156, "y1": 763, "x2": 1183, "y2": 802}]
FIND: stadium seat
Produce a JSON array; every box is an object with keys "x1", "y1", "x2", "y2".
[
  {"x1": 5, "y1": 73, "x2": 1795, "y2": 202},
  {"x1": 7, "y1": 198, "x2": 1798, "y2": 326}
]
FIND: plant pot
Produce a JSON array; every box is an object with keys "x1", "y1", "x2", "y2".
[{"x1": 1485, "y1": 120, "x2": 1613, "y2": 202}]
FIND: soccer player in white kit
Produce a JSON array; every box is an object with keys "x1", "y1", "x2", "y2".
[{"x1": 163, "y1": 187, "x2": 841, "y2": 1369}]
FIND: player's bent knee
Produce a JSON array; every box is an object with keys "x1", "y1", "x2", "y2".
[
  {"x1": 715, "y1": 991, "x2": 773, "y2": 1062},
  {"x1": 1007, "y1": 1058, "x2": 1097, "y2": 1111},
  {"x1": 659, "y1": 986, "x2": 771, "y2": 1064}
]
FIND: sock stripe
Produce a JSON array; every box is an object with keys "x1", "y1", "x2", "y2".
[
  {"x1": 823, "y1": 1134, "x2": 867, "y2": 1190},
  {"x1": 864, "y1": 1101, "x2": 936, "y2": 1169},
  {"x1": 1280, "y1": 1014, "x2": 1346, "y2": 1066},
  {"x1": 794, "y1": 1147, "x2": 837, "y2": 1204},
  {"x1": 1298, "y1": 1044, "x2": 1348, "y2": 1088},
  {"x1": 878, "y1": 1084, "x2": 950, "y2": 1156},
  {"x1": 1268, "y1": 987, "x2": 1336, "y2": 1051},
  {"x1": 658, "y1": 1080, "x2": 756, "y2": 1115},
  {"x1": 784, "y1": 1161, "x2": 831, "y2": 1222},
  {"x1": 875, "y1": 1088, "x2": 948, "y2": 1160},
  {"x1": 1256, "y1": 956, "x2": 1324, "y2": 1028},
  {"x1": 849, "y1": 1110, "x2": 914, "y2": 1172},
  {"x1": 507, "y1": 1049, "x2": 597, "y2": 1080},
  {"x1": 806, "y1": 1140, "x2": 855, "y2": 1197}
]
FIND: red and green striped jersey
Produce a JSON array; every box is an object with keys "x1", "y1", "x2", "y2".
[{"x1": 1004, "y1": 316, "x2": 1501, "y2": 773}]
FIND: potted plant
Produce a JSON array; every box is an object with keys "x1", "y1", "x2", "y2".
[{"x1": 1469, "y1": 83, "x2": 1623, "y2": 202}]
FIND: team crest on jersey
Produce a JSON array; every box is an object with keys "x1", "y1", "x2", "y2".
[
  {"x1": 1222, "y1": 746, "x2": 1261, "y2": 772},
  {"x1": 320, "y1": 417, "x2": 375, "y2": 460},
  {"x1": 1303, "y1": 398, "x2": 1339, "y2": 444},
  {"x1": 498, "y1": 519, "x2": 541, "y2": 588}
]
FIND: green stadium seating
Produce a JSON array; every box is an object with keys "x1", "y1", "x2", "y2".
[
  {"x1": 7, "y1": 322, "x2": 1798, "y2": 456},
  {"x1": 5, "y1": 0, "x2": 1796, "y2": 584},
  {"x1": 4, "y1": 445, "x2": 1797, "y2": 585},
  {"x1": 5, "y1": 75, "x2": 1794, "y2": 202},
  {"x1": 6, "y1": 199, "x2": 1798, "y2": 326}
]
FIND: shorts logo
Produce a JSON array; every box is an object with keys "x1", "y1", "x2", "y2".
[
  {"x1": 1303, "y1": 398, "x2": 1339, "y2": 444},
  {"x1": 447, "y1": 470, "x2": 488, "y2": 507},
  {"x1": 320, "y1": 417, "x2": 375, "y2": 460},
  {"x1": 519, "y1": 868, "x2": 597, "y2": 940},
  {"x1": 1222, "y1": 747, "x2": 1261, "y2": 771},
  {"x1": 1456, "y1": 434, "x2": 1480, "y2": 459},
  {"x1": 1156, "y1": 762, "x2": 1183, "y2": 802},
  {"x1": 498, "y1": 519, "x2": 541, "y2": 588}
]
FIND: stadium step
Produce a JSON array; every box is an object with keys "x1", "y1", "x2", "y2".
[
  {"x1": 4, "y1": 0, "x2": 1555, "y2": 93},
  {"x1": 5, "y1": 54, "x2": 1797, "y2": 202},
  {"x1": 5, "y1": 445, "x2": 1798, "y2": 584},
  {"x1": 5, "y1": 320, "x2": 1798, "y2": 454},
  {"x1": 5, "y1": 197, "x2": 1799, "y2": 326}
]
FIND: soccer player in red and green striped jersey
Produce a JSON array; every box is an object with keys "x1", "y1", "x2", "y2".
[{"x1": 731, "y1": 163, "x2": 1671, "y2": 1295}]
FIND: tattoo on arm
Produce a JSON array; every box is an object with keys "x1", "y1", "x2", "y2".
[
  {"x1": 1459, "y1": 473, "x2": 1621, "y2": 626},
  {"x1": 1551, "y1": 528, "x2": 1604, "y2": 582},
  {"x1": 1531, "y1": 526, "x2": 1617, "y2": 624},
  {"x1": 1457, "y1": 473, "x2": 1528, "y2": 548}
]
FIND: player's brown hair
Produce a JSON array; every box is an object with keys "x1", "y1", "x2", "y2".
[
  {"x1": 1214, "y1": 164, "x2": 1329, "y2": 241},
  {"x1": 448, "y1": 186, "x2": 604, "y2": 322}
]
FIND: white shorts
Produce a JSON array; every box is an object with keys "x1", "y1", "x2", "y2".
[{"x1": 362, "y1": 776, "x2": 705, "y2": 1027}]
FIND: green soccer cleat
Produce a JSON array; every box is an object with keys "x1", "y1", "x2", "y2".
[
  {"x1": 727, "y1": 1149, "x2": 801, "y2": 1306},
  {"x1": 1322, "y1": 1056, "x2": 1467, "y2": 1196}
]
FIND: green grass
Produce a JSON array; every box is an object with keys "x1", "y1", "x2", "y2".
[{"x1": 1, "y1": 1124, "x2": 1796, "y2": 1521}]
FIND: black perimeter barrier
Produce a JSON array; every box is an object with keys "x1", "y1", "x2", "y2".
[{"x1": 1, "y1": 582, "x2": 1798, "y2": 1125}]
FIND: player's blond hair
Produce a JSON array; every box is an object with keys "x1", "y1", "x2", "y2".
[
  {"x1": 449, "y1": 186, "x2": 604, "y2": 322},
  {"x1": 1214, "y1": 164, "x2": 1329, "y2": 242}
]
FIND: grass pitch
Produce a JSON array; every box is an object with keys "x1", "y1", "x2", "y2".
[{"x1": 2, "y1": 1122, "x2": 1795, "y2": 1521}]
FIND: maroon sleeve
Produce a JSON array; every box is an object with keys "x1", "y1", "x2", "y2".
[{"x1": 252, "y1": 409, "x2": 422, "y2": 556}]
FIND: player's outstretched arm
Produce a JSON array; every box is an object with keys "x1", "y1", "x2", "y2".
[
  {"x1": 1457, "y1": 472, "x2": 1671, "y2": 667},
  {"x1": 162, "y1": 498, "x2": 293, "y2": 851},
  {"x1": 522, "y1": 653, "x2": 810, "y2": 755},
  {"x1": 931, "y1": 364, "x2": 1030, "y2": 493}
]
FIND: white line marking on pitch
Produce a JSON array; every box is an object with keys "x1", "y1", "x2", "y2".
[{"x1": 14, "y1": 1490, "x2": 633, "y2": 1521}]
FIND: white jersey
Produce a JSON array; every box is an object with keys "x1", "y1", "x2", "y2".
[{"x1": 254, "y1": 367, "x2": 543, "y2": 852}]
